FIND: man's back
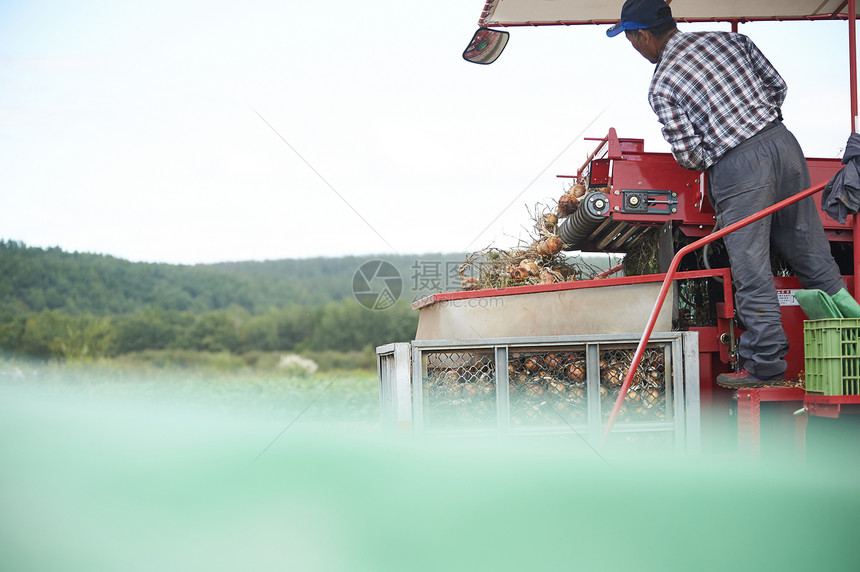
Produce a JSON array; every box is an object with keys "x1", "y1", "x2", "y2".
[{"x1": 648, "y1": 31, "x2": 786, "y2": 171}]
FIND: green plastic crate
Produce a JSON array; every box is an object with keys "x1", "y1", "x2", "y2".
[{"x1": 803, "y1": 318, "x2": 860, "y2": 395}]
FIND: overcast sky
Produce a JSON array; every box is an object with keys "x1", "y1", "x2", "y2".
[{"x1": 1, "y1": 1, "x2": 855, "y2": 264}]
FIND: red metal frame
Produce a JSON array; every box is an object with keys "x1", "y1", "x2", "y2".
[
  {"x1": 736, "y1": 388, "x2": 807, "y2": 458},
  {"x1": 804, "y1": 394, "x2": 860, "y2": 418},
  {"x1": 575, "y1": 134, "x2": 608, "y2": 182},
  {"x1": 590, "y1": 129, "x2": 848, "y2": 239},
  {"x1": 413, "y1": 268, "x2": 732, "y2": 310},
  {"x1": 480, "y1": 16, "x2": 851, "y2": 27},
  {"x1": 736, "y1": 388, "x2": 761, "y2": 456}
]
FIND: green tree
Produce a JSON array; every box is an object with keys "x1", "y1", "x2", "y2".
[
  {"x1": 274, "y1": 305, "x2": 315, "y2": 351},
  {"x1": 184, "y1": 311, "x2": 241, "y2": 353},
  {"x1": 49, "y1": 316, "x2": 114, "y2": 360},
  {"x1": 0, "y1": 315, "x2": 26, "y2": 353},
  {"x1": 304, "y1": 299, "x2": 418, "y2": 352},
  {"x1": 18, "y1": 310, "x2": 72, "y2": 358},
  {"x1": 113, "y1": 309, "x2": 195, "y2": 353},
  {"x1": 241, "y1": 313, "x2": 279, "y2": 352}
]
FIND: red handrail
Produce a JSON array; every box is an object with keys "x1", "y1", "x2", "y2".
[
  {"x1": 576, "y1": 136, "x2": 608, "y2": 183},
  {"x1": 600, "y1": 180, "x2": 829, "y2": 444},
  {"x1": 849, "y1": 0, "x2": 857, "y2": 132}
]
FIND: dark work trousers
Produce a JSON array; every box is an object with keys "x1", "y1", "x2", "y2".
[{"x1": 707, "y1": 122, "x2": 845, "y2": 379}]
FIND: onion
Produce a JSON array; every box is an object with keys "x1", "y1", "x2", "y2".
[
  {"x1": 604, "y1": 367, "x2": 624, "y2": 385},
  {"x1": 570, "y1": 184, "x2": 587, "y2": 199},
  {"x1": 557, "y1": 194, "x2": 577, "y2": 217},
  {"x1": 510, "y1": 266, "x2": 529, "y2": 281},
  {"x1": 536, "y1": 240, "x2": 551, "y2": 257},
  {"x1": 460, "y1": 277, "x2": 479, "y2": 290},
  {"x1": 544, "y1": 236, "x2": 563, "y2": 254},
  {"x1": 639, "y1": 388, "x2": 660, "y2": 408},
  {"x1": 543, "y1": 213, "x2": 558, "y2": 227},
  {"x1": 519, "y1": 259, "x2": 540, "y2": 276},
  {"x1": 565, "y1": 362, "x2": 585, "y2": 383},
  {"x1": 539, "y1": 268, "x2": 556, "y2": 284},
  {"x1": 524, "y1": 382, "x2": 542, "y2": 396}
]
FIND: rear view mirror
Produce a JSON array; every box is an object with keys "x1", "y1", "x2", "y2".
[{"x1": 462, "y1": 28, "x2": 509, "y2": 65}]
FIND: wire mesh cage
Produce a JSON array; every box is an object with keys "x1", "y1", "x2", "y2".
[{"x1": 379, "y1": 332, "x2": 699, "y2": 452}]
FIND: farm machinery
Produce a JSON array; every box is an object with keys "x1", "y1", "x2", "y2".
[{"x1": 378, "y1": 1, "x2": 860, "y2": 457}]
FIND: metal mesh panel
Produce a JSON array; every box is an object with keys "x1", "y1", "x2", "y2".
[
  {"x1": 423, "y1": 351, "x2": 496, "y2": 428},
  {"x1": 408, "y1": 335, "x2": 692, "y2": 448},
  {"x1": 508, "y1": 348, "x2": 587, "y2": 427},
  {"x1": 599, "y1": 346, "x2": 668, "y2": 422}
]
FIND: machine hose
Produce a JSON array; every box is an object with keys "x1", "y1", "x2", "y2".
[
  {"x1": 702, "y1": 222, "x2": 723, "y2": 283},
  {"x1": 559, "y1": 192, "x2": 610, "y2": 251}
]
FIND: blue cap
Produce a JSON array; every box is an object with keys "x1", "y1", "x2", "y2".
[{"x1": 606, "y1": 0, "x2": 674, "y2": 37}]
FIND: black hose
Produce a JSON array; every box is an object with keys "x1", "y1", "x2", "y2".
[{"x1": 702, "y1": 222, "x2": 723, "y2": 283}]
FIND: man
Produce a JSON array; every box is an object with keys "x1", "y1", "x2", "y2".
[{"x1": 607, "y1": 0, "x2": 848, "y2": 388}]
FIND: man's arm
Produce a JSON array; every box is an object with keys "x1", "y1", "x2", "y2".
[{"x1": 650, "y1": 92, "x2": 709, "y2": 171}]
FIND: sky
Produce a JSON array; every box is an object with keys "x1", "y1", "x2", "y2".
[{"x1": 0, "y1": 1, "x2": 856, "y2": 265}]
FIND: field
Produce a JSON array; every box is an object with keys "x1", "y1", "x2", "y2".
[{"x1": 2, "y1": 359, "x2": 859, "y2": 571}]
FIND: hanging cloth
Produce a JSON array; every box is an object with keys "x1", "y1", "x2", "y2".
[{"x1": 821, "y1": 132, "x2": 860, "y2": 224}]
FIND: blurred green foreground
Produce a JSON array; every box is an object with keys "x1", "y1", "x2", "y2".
[{"x1": 1, "y1": 362, "x2": 858, "y2": 572}]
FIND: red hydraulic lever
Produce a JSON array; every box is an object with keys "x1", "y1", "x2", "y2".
[
  {"x1": 596, "y1": 263, "x2": 624, "y2": 279},
  {"x1": 601, "y1": 180, "x2": 829, "y2": 444}
]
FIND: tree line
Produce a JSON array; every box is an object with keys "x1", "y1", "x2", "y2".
[
  {"x1": 0, "y1": 241, "x2": 462, "y2": 359},
  {"x1": 0, "y1": 240, "x2": 465, "y2": 314},
  {"x1": 0, "y1": 301, "x2": 418, "y2": 360}
]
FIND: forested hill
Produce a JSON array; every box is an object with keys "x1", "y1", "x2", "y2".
[{"x1": 0, "y1": 240, "x2": 467, "y2": 316}]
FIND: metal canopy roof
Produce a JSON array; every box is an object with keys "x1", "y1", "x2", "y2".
[{"x1": 478, "y1": 0, "x2": 852, "y2": 26}]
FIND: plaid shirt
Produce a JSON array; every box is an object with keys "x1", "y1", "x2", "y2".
[{"x1": 648, "y1": 31, "x2": 786, "y2": 171}]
